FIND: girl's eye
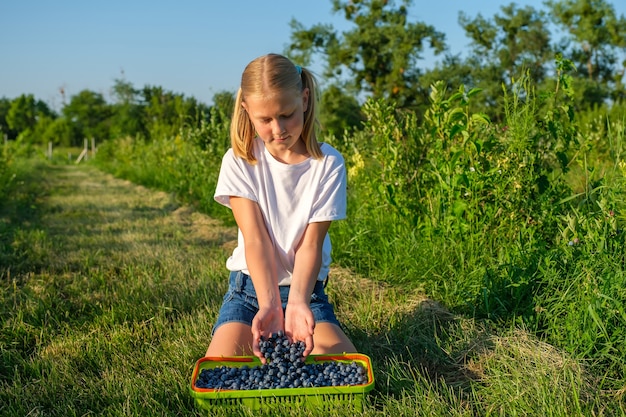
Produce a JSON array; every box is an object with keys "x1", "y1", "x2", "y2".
[{"x1": 258, "y1": 112, "x2": 294, "y2": 123}]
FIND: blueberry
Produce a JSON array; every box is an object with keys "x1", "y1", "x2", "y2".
[{"x1": 196, "y1": 339, "x2": 368, "y2": 390}]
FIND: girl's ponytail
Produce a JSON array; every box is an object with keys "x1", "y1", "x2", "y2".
[
  {"x1": 299, "y1": 67, "x2": 323, "y2": 160},
  {"x1": 230, "y1": 87, "x2": 257, "y2": 163}
]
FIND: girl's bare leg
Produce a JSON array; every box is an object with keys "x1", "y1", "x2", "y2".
[
  {"x1": 311, "y1": 322, "x2": 356, "y2": 354},
  {"x1": 205, "y1": 322, "x2": 254, "y2": 357}
]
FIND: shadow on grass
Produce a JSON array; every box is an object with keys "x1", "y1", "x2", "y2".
[
  {"x1": 327, "y1": 272, "x2": 494, "y2": 411},
  {"x1": 368, "y1": 302, "x2": 488, "y2": 402},
  {"x1": 0, "y1": 160, "x2": 51, "y2": 277}
]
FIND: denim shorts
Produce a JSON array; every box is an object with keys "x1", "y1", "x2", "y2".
[{"x1": 212, "y1": 270, "x2": 342, "y2": 335}]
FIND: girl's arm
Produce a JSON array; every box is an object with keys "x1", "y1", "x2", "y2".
[
  {"x1": 285, "y1": 220, "x2": 331, "y2": 357},
  {"x1": 229, "y1": 196, "x2": 283, "y2": 361}
]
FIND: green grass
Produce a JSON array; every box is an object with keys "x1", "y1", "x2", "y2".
[{"x1": 1, "y1": 160, "x2": 624, "y2": 416}]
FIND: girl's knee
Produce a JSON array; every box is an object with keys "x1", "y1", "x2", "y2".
[
  {"x1": 205, "y1": 322, "x2": 254, "y2": 357},
  {"x1": 312, "y1": 323, "x2": 356, "y2": 354}
]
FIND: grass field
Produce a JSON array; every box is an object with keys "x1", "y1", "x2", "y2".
[{"x1": 1, "y1": 157, "x2": 623, "y2": 416}]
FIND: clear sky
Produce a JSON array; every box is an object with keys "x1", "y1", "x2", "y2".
[{"x1": 1, "y1": 0, "x2": 624, "y2": 109}]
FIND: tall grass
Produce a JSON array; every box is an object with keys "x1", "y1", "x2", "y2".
[
  {"x1": 330, "y1": 70, "x2": 626, "y2": 382},
  {"x1": 0, "y1": 138, "x2": 21, "y2": 202}
]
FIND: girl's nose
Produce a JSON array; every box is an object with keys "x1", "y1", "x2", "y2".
[{"x1": 272, "y1": 120, "x2": 286, "y2": 136}]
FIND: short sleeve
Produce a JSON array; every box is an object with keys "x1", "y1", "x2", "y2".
[
  {"x1": 309, "y1": 152, "x2": 347, "y2": 222},
  {"x1": 214, "y1": 149, "x2": 258, "y2": 208}
]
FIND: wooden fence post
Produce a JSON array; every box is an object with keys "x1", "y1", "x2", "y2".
[
  {"x1": 48, "y1": 142, "x2": 53, "y2": 160},
  {"x1": 75, "y1": 139, "x2": 89, "y2": 164}
]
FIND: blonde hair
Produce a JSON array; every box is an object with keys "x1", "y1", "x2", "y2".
[{"x1": 230, "y1": 53, "x2": 322, "y2": 164}]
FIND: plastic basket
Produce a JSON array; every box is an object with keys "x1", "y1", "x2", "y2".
[{"x1": 189, "y1": 353, "x2": 374, "y2": 412}]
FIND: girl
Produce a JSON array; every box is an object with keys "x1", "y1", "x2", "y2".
[{"x1": 205, "y1": 53, "x2": 356, "y2": 361}]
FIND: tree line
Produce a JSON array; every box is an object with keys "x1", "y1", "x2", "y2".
[
  {"x1": 1, "y1": 0, "x2": 625, "y2": 146},
  {"x1": 0, "y1": 82, "x2": 219, "y2": 148}
]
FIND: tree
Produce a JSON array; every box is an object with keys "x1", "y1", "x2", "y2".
[
  {"x1": 6, "y1": 94, "x2": 54, "y2": 134},
  {"x1": 547, "y1": 0, "x2": 626, "y2": 105},
  {"x1": 319, "y1": 84, "x2": 364, "y2": 137},
  {"x1": 458, "y1": 3, "x2": 552, "y2": 120},
  {"x1": 5, "y1": 94, "x2": 56, "y2": 143},
  {"x1": 140, "y1": 86, "x2": 209, "y2": 140},
  {"x1": 62, "y1": 90, "x2": 111, "y2": 145},
  {"x1": 0, "y1": 97, "x2": 18, "y2": 139},
  {"x1": 110, "y1": 78, "x2": 146, "y2": 139},
  {"x1": 41, "y1": 117, "x2": 74, "y2": 147},
  {"x1": 288, "y1": 0, "x2": 446, "y2": 108}
]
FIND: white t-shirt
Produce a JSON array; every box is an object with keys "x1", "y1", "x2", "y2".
[{"x1": 214, "y1": 137, "x2": 347, "y2": 286}]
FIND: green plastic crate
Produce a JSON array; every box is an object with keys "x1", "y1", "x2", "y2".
[{"x1": 189, "y1": 353, "x2": 374, "y2": 412}]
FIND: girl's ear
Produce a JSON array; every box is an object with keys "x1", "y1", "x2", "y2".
[{"x1": 302, "y1": 88, "x2": 310, "y2": 113}]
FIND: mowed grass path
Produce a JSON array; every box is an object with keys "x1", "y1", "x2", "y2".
[
  {"x1": 1, "y1": 162, "x2": 240, "y2": 416},
  {"x1": 1, "y1": 162, "x2": 595, "y2": 416}
]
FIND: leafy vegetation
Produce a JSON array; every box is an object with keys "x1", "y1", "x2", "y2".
[
  {"x1": 2, "y1": 0, "x2": 626, "y2": 415},
  {"x1": 287, "y1": 0, "x2": 626, "y2": 120}
]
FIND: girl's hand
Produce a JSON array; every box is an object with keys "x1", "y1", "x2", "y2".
[
  {"x1": 284, "y1": 301, "x2": 315, "y2": 357},
  {"x1": 251, "y1": 304, "x2": 284, "y2": 363}
]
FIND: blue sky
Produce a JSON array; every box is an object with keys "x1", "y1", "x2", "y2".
[{"x1": 1, "y1": 0, "x2": 624, "y2": 109}]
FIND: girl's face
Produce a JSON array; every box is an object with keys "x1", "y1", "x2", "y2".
[{"x1": 242, "y1": 88, "x2": 309, "y2": 164}]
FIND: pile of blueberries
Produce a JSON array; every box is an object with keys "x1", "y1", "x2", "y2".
[{"x1": 195, "y1": 331, "x2": 368, "y2": 390}]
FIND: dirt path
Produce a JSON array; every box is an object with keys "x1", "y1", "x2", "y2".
[{"x1": 33, "y1": 164, "x2": 236, "y2": 272}]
